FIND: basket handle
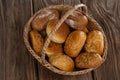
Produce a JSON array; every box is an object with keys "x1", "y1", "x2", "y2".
[
  {"x1": 75, "y1": 4, "x2": 87, "y2": 14},
  {"x1": 41, "y1": 4, "x2": 88, "y2": 57}
]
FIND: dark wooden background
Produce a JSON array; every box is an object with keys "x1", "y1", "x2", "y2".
[{"x1": 0, "y1": 0, "x2": 120, "y2": 80}]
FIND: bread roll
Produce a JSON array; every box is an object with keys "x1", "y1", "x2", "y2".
[
  {"x1": 75, "y1": 52, "x2": 102, "y2": 68},
  {"x1": 31, "y1": 9, "x2": 59, "y2": 31},
  {"x1": 49, "y1": 54, "x2": 74, "y2": 71},
  {"x1": 30, "y1": 30, "x2": 43, "y2": 54},
  {"x1": 62, "y1": 10, "x2": 88, "y2": 32},
  {"x1": 64, "y1": 30, "x2": 87, "y2": 58},
  {"x1": 46, "y1": 41, "x2": 63, "y2": 57},
  {"x1": 84, "y1": 30, "x2": 104, "y2": 55},
  {"x1": 46, "y1": 19, "x2": 70, "y2": 43}
]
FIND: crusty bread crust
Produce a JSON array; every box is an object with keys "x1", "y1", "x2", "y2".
[
  {"x1": 46, "y1": 19, "x2": 70, "y2": 43},
  {"x1": 30, "y1": 30, "x2": 44, "y2": 54},
  {"x1": 75, "y1": 52, "x2": 102, "y2": 68},
  {"x1": 84, "y1": 30, "x2": 104, "y2": 55},
  {"x1": 46, "y1": 41, "x2": 63, "y2": 57},
  {"x1": 32, "y1": 9, "x2": 59, "y2": 31},
  {"x1": 64, "y1": 30, "x2": 86, "y2": 58},
  {"x1": 49, "y1": 54, "x2": 74, "y2": 71}
]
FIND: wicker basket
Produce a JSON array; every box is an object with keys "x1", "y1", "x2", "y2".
[{"x1": 23, "y1": 4, "x2": 108, "y2": 75}]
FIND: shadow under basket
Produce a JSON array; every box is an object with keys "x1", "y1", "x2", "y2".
[{"x1": 23, "y1": 4, "x2": 108, "y2": 75}]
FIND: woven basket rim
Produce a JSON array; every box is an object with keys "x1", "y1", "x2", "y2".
[{"x1": 23, "y1": 4, "x2": 108, "y2": 75}]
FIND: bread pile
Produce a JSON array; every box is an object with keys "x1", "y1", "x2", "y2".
[{"x1": 29, "y1": 9, "x2": 104, "y2": 71}]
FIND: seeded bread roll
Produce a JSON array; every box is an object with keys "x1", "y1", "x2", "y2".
[
  {"x1": 32, "y1": 9, "x2": 59, "y2": 31},
  {"x1": 49, "y1": 54, "x2": 74, "y2": 71},
  {"x1": 84, "y1": 30, "x2": 104, "y2": 55},
  {"x1": 46, "y1": 19, "x2": 70, "y2": 43},
  {"x1": 46, "y1": 41, "x2": 63, "y2": 57},
  {"x1": 64, "y1": 30, "x2": 87, "y2": 58},
  {"x1": 30, "y1": 30, "x2": 43, "y2": 54},
  {"x1": 75, "y1": 52, "x2": 102, "y2": 68}
]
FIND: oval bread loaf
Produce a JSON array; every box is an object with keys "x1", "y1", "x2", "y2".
[
  {"x1": 62, "y1": 10, "x2": 88, "y2": 32},
  {"x1": 46, "y1": 19, "x2": 70, "y2": 43},
  {"x1": 32, "y1": 9, "x2": 59, "y2": 31},
  {"x1": 84, "y1": 30, "x2": 104, "y2": 55},
  {"x1": 49, "y1": 54, "x2": 74, "y2": 71},
  {"x1": 64, "y1": 30, "x2": 87, "y2": 58},
  {"x1": 30, "y1": 30, "x2": 44, "y2": 54},
  {"x1": 75, "y1": 52, "x2": 102, "y2": 68},
  {"x1": 46, "y1": 41, "x2": 63, "y2": 57}
]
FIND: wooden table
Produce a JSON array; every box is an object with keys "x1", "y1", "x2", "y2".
[{"x1": 0, "y1": 0, "x2": 120, "y2": 80}]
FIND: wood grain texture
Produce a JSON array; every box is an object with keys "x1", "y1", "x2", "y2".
[
  {"x1": 0, "y1": 0, "x2": 120, "y2": 80},
  {"x1": 0, "y1": 0, "x2": 5, "y2": 80},
  {"x1": 32, "y1": 0, "x2": 93, "y2": 80},
  {"x1": 0, "y1": 0, "x2": 37, "y2": 80},
  {"x1": 37, "y1": 64, "x2": 92, "y2": 80},
  {"x1": 82, "y1": 0, "x2": 120, "y2": 80}
]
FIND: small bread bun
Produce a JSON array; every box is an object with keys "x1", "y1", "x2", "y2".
[
  {"x1": 75, "y1": 52, "x2": 102, "y2": 68},
  {"x1": 49, "y1": 54, "x2": 74, "y2": 71},
  {"x1": 30, "y1": 30, "x2": 43, "y2": 54},
  {"x1": 31, "y1": 9, "x2": 59, "y2": 31},
  {"x1": 64, "y1": 30, "x2": 87, "y2": 58},
  {"x1": 46, "y1": 19, "x2": 70, "y2": 43},
  {"x1": 46, "y1": 41, "x2": 63, "y2": 57},
  {"x1": 84, "y1": 30, "x2": 104, "y2": 55},
  {"x1": 62, "y1": 10, "x2": 88, "y2": 32}
]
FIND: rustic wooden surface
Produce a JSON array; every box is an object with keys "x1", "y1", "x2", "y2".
[{"x1": 0, "y1": 0, "x2": 120, "y2": 80}]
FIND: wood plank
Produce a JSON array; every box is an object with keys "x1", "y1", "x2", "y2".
[
  {"x1": 0, "y1": 0, "x2": 6, "y2": 80},
  {"x1": 0, "y1": 0, "x2": 37, "y2": 80},
  {"x1": 32, "y1": 0, "x2": 93, "y2": 80},
  {"x1": 81, "y1": 0, "x2": 120, "y2": 80}
]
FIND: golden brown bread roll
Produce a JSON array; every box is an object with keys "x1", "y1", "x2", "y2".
[
  {"x1": 31, "y1": 9, "x2": 59, "y2": 31},
  {"x1": 46, "y1": 41, "x2": 63, "y2": 57},
  {"x1": 30, "y1": 30, "x2": 44, "y2": 54},
  {"x1": 49, "y1": 54, "x2": 74, "y2": 71},
  {"x1": 46, "y1": 19, "x2": 70, "y2": 43},
  {"x1": 84, "y1": 30, "x2": 104, "y2": 55},
  {"x1": 62, "y1": 10, "x2": 88, "y2": 32},
  {"x1": 64, "y1": 30, "x2": 87, "y2": 58},
  {"x1": 75, "y1": 52, "x2": 102, "y2": 68}
]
